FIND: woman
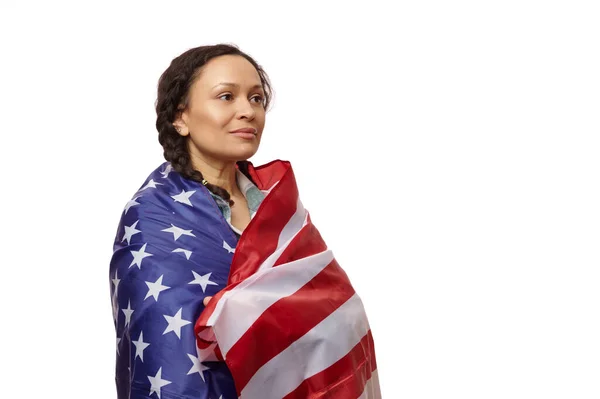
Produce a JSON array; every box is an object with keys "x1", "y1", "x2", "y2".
[{"x1": 109, "y1": 43, "x2": 380, "y2": 399}]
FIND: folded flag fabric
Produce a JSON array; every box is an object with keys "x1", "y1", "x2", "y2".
[{"x1": 110, "y1": 159, "x2": 381, "y2": 399}]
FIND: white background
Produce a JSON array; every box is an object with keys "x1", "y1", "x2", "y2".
[{"x1": 1, "y1": 1, "x2": 599, "y2": 398}]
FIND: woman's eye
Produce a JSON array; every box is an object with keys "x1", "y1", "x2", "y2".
[{"x1": 219, "y1": 93, "x2": 264, "y2": 104}]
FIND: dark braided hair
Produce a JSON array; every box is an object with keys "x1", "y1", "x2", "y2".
[{"x1": 155, "y1": 43, "x2": 273, "y2": 207}]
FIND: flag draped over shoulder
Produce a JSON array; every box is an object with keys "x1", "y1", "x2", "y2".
[
  {"x1": 110, "y1": 159, "x2": 381, "y2": 399},
  {"x1": 196, "y1": 160, "x2": 381, "y2": 399}
]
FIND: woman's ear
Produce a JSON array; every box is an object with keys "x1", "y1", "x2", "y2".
[{"x1": 172, "y1": 108, "x2": 189, "y2": 136}]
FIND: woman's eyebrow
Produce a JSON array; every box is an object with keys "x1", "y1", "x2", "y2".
[{"x1": 213, "y1": 82, "x2": 263, "y2": 90}]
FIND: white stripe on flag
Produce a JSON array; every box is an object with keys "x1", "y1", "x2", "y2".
[
  {"x1": 358, "y1": 369, "x2": 382, "y2": 399},
  {"x1": 275, "y1": 196, "x2": 306, "y2": 253},
  {"x1": 212, "y1": 249, "x2": 335, "y2": 356},
  {"x1": 240, "y1": 293, "x2": 371, "y2": 399}
]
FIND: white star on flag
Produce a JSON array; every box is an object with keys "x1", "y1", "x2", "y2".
[
  {"x1": 124, "y1": 196, "x2": 141, "y2": 215},
  {"x1": 132, "y1": 331, "x2": 150, "y2": 362},
  {"x1": 223, "y1": 240, "x2": 235, "y2": 254},
  {"x1": 144, "y1": 275, "x2": 170, "y2": 301},
  {"x1": 112, "y1": 269, "x2": 120, "y2": 296},
  {"x1": 130, "y1": 243, "x2": 153, "y2": 269},
  {"x1": 171, "y1": 190, "x2": 196, "y2": 207},
  {"x1": 122, "y1": 220, "x2": 141, "y2": 245},
  {"x1": 160, "y1": 164, "x2": 173, "y2": 178},
  {"x1": 139, "y1": 179, "x2": 163, "y2": 192},
  {"x1": 188, "y1": 271, "x2": 218, "y2": 293},
  {"x1": 116, "y1": 337, "x2": 121, "y2": 355},
  {"x1": 122, "y1": 300, "x2": 134, "y2": 328},
  {"x1": 187, "y1": 349, "x2": 210, "y2": 381},
  {"x1": 148, "y1": 367, "x2": 171, "y2": 399},
  {"x1": 161, "y1": 224, "x2": 196, "y2": 241},
  {"x1": 172, "y1": 248, "x2": 192, "y2": 260},
  {"x1": 163, "y1": 307, "x2": 191, "y2": 339}
]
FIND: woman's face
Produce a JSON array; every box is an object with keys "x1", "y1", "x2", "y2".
[{"x1": 174, "y1": 54, "x2": 266, "y2": 163}]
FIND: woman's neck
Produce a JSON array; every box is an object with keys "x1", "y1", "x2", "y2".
[{"x1": 189, "y1": 152, "x2": 240, "y2": 196}]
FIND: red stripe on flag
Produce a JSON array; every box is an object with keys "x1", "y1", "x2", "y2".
[
  {"x1": 226, "y1": 258, "x2": 356, "y2": 393},
  {"x1": 246, "y1": 159, "x2": 289, "y2": 193},
  {"x1": 228, "y1": 161, "x2": 299, "y2": 284},
  {"x1": 283, "y1": 330, "x2": 378, "y2": 399}
]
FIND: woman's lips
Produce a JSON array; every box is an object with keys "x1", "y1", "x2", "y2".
[{"x1": 231, "y1": 132, "x2": 256, "y2": 139}]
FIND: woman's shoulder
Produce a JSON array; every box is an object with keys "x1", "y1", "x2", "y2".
[
  {"x1": 121, "y1": 161, "x2": 215, "y2": 218},
  {"x1": 135, "y1": 161, "x2": 174, "y2": 192},
  {"x1": 132, "y1": 161, "x2": 189, "y2": 199},
  {"x1": 113, "y1": 161, "x2": 234, "y2": 253}
]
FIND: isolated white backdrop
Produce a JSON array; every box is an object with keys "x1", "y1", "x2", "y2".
[{"x1": 1, "y1": 1, "x2": 599, "y2": 398}]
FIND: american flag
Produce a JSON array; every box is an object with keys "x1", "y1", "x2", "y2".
[{"x1": 110, "y1": 159, "x2": 381, "y2": 399}]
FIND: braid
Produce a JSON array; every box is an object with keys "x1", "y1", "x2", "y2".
[
  {"x1": 157, "y1": 113, "x2": 236, "y2": 206},
  {"x1": 155, "y1": 44, "x2": 273, "y2": 208}
]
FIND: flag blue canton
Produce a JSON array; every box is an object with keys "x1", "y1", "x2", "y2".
[{"x1": 109, "y1": 162, "x2": 241, "y2": 399}]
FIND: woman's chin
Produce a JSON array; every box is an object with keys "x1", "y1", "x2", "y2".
[{"x1": 225, "y1": 146, "x2": 259, "y2": 161}]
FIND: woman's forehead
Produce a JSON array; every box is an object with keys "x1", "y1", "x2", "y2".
[{"x1": 195, "y1": 56, "x2": 262, "y2": 90}]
